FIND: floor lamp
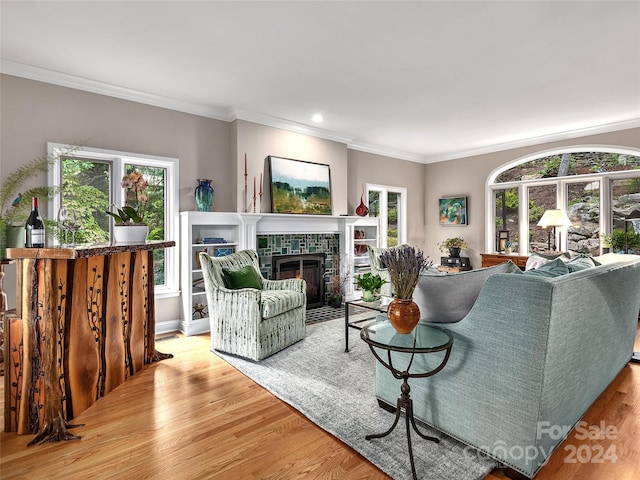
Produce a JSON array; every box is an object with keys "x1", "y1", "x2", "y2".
[
  {"x1": 537, "y1": 209, "x2": 572, "y2": 252},
  {"x1": 624, "y1": 210, "x2": 640, "y2": 364}
]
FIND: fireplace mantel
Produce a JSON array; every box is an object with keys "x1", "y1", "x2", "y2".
[{"x1": 180, "y1": 211, "x2": 379, "y2": 314}]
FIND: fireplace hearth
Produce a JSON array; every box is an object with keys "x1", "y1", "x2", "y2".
[{"x1": 272, "y1": 253, "x2": 325, "y2": 308}]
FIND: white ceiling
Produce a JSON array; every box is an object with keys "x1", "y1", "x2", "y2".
[{"x1": 1, "y1": 1, "x2": 639, "y2": 163}]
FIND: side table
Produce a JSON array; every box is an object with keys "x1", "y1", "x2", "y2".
[
  {"x1": 344, "y1": 297, "x2": 391, "y2": 352},
  {"x1": 361, "y1": 318, "x2": 453, "y2": 480}
]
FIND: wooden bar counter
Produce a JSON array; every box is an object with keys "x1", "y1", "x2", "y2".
[{"x1": 3, "y1": 241, "x2": 175, "y2": 444}]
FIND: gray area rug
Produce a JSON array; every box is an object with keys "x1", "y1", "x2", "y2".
[{"x1": 215, "y1": 318, "x2": 498, "y2": 480}]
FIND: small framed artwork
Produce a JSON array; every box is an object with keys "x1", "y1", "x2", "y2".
[
  {"x1": 497, "y1": 230, "x2": 509, "y2": 252},
  {"x1": 439, "y1": 196, "x2": 468, "y2": 226}
]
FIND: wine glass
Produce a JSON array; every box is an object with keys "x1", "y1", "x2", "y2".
[
  {"x1": 57, "y1": 207, "x2": 69, "y2": 246},
  {"x1": 66, "y1": 210, "x2": 81, "y2": 247}
]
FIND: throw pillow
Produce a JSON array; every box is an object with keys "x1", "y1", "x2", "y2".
[
  {"x1": 525, "y1": 251, "x2": 571, "y2": 270},
  {"x1": 565, "y1": 254, "x2": 600, "y2": 273},
  {"x1": 222, "y1": 265, "x2": 263, "y2": 290},
  {"x1": 523, "y1": 258, "x2": 569, "y2": 277},
  {"x1": 413, "y1": 261, "x2": 513, "y2": 323}
]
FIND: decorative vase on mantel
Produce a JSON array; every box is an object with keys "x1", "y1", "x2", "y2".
[
  {"x1": 355, "y1": 185, "x2": 369, "y2": 217},
  {"x1": 449, "y1": 247, "x2": 461, "y2": 258},
  {"x1": 387, "y1": 298, "x2": 421, "y2": 334},
  {"x1": 195, "y1": 179, "x2": 214, "y2": 212},
  {"x1": 113, "y1": 224, "x2": 149, "y2": 245}
]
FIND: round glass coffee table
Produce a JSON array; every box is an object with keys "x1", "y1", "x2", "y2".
[{"x1": 360, "y1": 318, "x2": 453, "y2": 480}]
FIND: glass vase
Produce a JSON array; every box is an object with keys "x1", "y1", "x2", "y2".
[{"x1": 195, "y1": 179, "x2": 214, "y2": 212}]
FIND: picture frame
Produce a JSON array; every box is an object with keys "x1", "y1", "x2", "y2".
[
  {"x1": 439, "y1": 196, "x2": 468, "y2": 226},
  {"x1": 269, "y1": 156, "x2": 332, "y2": 215},
  {"x1": 497, "y1": 230, "x2": 509, "y2": 252}
]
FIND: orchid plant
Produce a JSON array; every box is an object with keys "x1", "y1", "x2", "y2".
[{"x1": 106, "y1": 171, "x2": 149, "y2": 225}]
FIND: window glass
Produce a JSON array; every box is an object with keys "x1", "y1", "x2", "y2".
[
  {"x1": 387, "y1": 192, "x2": 399, "y2": 247},
  {"x1": 495, "y1": 152, "x2": 640, "y2": 183},
  {"x1": 61, "y1": 157, "x2": 110, "y2": 244},
  {"x1": 567, "y1": 181, "x2": 600, "y2": 255},
  {"x1": 494, "y1": 188, "x2": 519, "y2": 251},
  {"x1": 610, "y1": 178, "x2": 640, "y2": 254},
  {"x1": 527, "y1": 184, "x2": 557, "y2": 252}
]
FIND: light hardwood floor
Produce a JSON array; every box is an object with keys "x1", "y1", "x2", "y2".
[{"x1": 1, "y1": 326, "x2": 639, "y2": 480}]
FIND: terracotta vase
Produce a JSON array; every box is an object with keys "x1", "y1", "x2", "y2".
[{"x1": 387, "y1": 298, "x2": 420, "y2": 334}]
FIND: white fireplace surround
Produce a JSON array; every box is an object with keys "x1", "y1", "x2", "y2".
[{"x1": 192, "y1": 212, "x2": 378, "y2": 299}]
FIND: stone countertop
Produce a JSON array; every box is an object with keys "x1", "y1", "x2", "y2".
[{"x1": 6, "y1": 240, "x2": 175, "y2": 260}]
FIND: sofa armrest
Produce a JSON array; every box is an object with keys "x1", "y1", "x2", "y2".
[{"x1": 262, "y1": 277, "x2": 306, "y2": 293}]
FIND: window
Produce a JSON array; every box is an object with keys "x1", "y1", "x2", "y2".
[
  {"x1": 48, "y1": 143, "x2": 180, "y2": 296},
  {"x1": 487, "y1": 148, "x2": 640, "y2": 255},
  {"x1": 366, "y1": 184, "x2": 407, "y2": 247}
]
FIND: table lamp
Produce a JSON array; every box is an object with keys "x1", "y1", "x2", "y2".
[{"x1": 537, "y1": 209, "x2": 572, "y2": 252}]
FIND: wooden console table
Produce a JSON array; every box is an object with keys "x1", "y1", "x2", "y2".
[
  {"x1": 4, "y1": 241, "x2": 174, "y2": 444},
  {"x1": 481, "y1": 253, "x2": 528, "y2": 270}
]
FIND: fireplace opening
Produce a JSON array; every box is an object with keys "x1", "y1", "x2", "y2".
[{"x1": 272, "y1": 254, "x2": 325, "y2": 308}]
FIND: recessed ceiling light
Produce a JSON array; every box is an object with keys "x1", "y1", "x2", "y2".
[{"x1": 312, "y1": 114, "x2": 323, "y2": 123}]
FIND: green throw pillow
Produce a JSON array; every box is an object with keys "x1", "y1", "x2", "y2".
[{"x1": 222, "y1": 265, "x2": 263, "y2": 290}]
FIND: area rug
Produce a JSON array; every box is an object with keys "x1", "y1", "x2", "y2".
[{"x1": 215, "y1": 318, "x2": 498, "y2": 480}]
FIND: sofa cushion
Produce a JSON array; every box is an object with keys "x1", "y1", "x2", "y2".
[
  {"x1": 566, "y1": 254, "x2": 600, "y2": 272},
  {"x1": 523, "y1": 257, "x2": 570, "y2": 277},
  {"x1": 222, "y1": 265, "x2": 263, "y2": 290},
  {"x1": 414, "y1": 261, "x2": 516, "y2": 323},
  {"x1": 261, "y1": 290, "x2": 306, "y2": 319},
  {"x1": 525, "y1": 251, "x2": 571, "y2": 270}
]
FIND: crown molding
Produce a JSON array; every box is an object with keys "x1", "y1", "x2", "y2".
[
  {"x1": 0, "y1": 59, "x2": 233, "y2": 121},
  {"x1": 228, "y1": 108, "x2": 355, "y2": 145},
  {"x1": 346, "y1": 141, "x2": 426, "y2": 163},
  {"x1": 3, "y1": 59, "x2": 639, "y2": 165},
  {"x1": 422, "y1": 118, "x2": 640, "y2": 164}
]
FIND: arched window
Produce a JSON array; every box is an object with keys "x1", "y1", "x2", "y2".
[{"x1": 486, "y1": 147, "x2": 640, "y2": 255}]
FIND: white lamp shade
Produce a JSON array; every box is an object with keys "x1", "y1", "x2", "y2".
[{"x1": 537, "y1": 209, "x2": 572, "y2": 228}]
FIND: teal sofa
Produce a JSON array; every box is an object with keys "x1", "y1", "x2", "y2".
[{"x1": 374, "y1": 254, "x2": 640, "y2": 478}]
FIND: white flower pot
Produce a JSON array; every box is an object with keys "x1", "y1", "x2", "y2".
[{"x1": 113, "y1": 224, "x2": 148, "y2": 245}]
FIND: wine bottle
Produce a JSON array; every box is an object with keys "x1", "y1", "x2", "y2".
[{"x1": 25, "y1": 197, "x2": 45, "y2": 248}]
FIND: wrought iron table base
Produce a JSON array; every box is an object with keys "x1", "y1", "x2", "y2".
[{"x1": 366, "y1": 377, "x2": 437, "y2": 480}]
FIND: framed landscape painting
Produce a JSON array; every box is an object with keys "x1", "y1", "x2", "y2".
[
  {"x1": 439, "y1": 196, "x2": 468, "y2": 225},
  {"x1": 269, "y1": 156, "x2": 332, "y2": 215}
]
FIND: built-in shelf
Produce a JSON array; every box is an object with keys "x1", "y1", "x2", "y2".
[{"x1": 179, "y1": 212, "x2": 379, "y2": 335}]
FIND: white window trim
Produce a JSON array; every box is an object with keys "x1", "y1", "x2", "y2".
[
  {"x1": 366, "y1": 183, "x2": 407, "y2": 248},
  {"x1": 485, "y1": 145, "x2": 640, "y2": 255},
  {"x1": 47, "y1": 143, "x2": 180, "y2": 296}
]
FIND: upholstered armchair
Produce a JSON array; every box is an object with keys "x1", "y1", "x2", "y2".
[{"x1": 199, "y1": 249, "x2": 306, "y2": 361}]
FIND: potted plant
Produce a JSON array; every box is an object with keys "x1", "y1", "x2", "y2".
[
  {"x1": 324, "y1": 254, "x2": 351, "y2": 308},
  {"x1": 106, "y1": 170, "x2": 150, "y2": 244},
  {"x1": 601, "y1": 230, "x2": 640, "y2": 253},
  {"x1": 380, "y1": 245, "x2": 431, "y2": 333},
  {"x1": 0, "y1": 146, "x2": 80, "y2": 258},
  {"x1": 437, "y1": 237, "x2": 468, "y2": 258},
  {"x1": 354, "y1": 272, "x2": 387, "y2": 302}
]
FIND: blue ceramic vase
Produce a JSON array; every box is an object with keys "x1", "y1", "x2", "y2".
[{"x1": 195, "y1": 179, "x2": 214, "y2": 212}]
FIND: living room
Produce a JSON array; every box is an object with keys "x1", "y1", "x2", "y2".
[{"x1": 1, "y1": 2, "x2": 640, "y2": 479}]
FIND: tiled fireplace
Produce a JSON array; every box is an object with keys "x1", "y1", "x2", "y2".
[{"x1": 257, "y1": 233, "x2": 339, "y2": 307}]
